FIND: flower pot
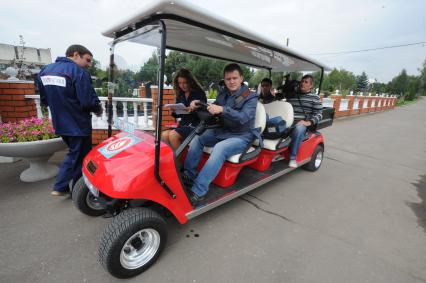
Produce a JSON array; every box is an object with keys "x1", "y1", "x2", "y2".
[{"x1": 0, "y1": 137, "x2": 67, "y2": 182}]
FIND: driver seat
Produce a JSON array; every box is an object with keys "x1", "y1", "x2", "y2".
[{"x1": 200, "y1": 102, "x2": 267, "y2": 187}]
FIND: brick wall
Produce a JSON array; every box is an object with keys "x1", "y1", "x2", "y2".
[
  {"x1": 92, "y1": 129, "x2": 120, "y2": 145},
  {"x1": 328, "y1": 94, "x2": 396, "y2": 118},
  {"x1": 150, "y1": 86, "x2": 176, "y2": 128},
  {"x1": 0, "y1": 81, "x2": 37, "y2": 122}
]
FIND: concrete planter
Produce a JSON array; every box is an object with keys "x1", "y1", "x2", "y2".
[{"x1": 0, "y1": 137, "x2": 66, "y2": 182}]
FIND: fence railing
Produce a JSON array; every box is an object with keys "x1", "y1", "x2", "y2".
[{"x1": 25, "y1": 95, "x2": 154, "y2": 130}]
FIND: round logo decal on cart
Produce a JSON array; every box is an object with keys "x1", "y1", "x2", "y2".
[{"x1": 106, "y1": 138, "x2": 131, "y2": 152}]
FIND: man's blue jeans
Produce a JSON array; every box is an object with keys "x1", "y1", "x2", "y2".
[
  {"x1": 54, "y1": 135, "x2": 92, "y2": 192},
  {"x1": 184, "y1": 129, "x2": 249, "y2": 197},
  {"x1": 289, "y1": 124, "x2": 307, "y2": 160}
]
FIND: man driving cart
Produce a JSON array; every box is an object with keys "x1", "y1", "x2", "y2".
[{"x1": 183, "y1": 63, "x2": 258, "y2": 204}]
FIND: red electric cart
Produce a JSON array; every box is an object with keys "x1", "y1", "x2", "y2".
[{"x1": 71, "y1": 0, "x2": 334, "y2": 278}]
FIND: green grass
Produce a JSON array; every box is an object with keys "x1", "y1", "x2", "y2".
[{"x1": 396, "y1": 98, "x2": 419, "y2": 107}]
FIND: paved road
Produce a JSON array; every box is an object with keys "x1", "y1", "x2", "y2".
[{"x1": 1, "y1": 98, "x2": 425, "y2": 283}]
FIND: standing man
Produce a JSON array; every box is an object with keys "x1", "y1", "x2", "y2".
[
  {"x1": 285, "y1": 74, "x2": 322, "y2": 168},
  {"x1": 37, "y1": 45, "x2": 102, "y2": 196},
  {"x1": 183, "y1": 63, "x2": 258, "y2": 205}
]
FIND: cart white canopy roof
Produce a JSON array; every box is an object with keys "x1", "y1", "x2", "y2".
[{"x1": 103, "y1": 0, "x2": 329, "y2": 72}]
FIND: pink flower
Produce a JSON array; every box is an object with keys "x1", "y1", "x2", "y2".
[{"x1": 0, "y1": 117, "x2": 58, "y2": 143}]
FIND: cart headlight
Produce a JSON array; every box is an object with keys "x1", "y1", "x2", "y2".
[{"x1": 83, "y1": 173, "x2": 99, "y2": 197}]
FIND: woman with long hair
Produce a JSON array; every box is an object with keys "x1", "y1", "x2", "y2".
[{"x1": 161, "y1": 68, "x2": 207, "y2": 150}]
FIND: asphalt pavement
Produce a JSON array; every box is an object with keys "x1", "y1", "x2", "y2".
[{"x1": 1, "y1": 98, "x2": 425, "y2": 283}]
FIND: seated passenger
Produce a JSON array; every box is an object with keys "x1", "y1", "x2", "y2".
[
  {"x1": 285, "y1": 75, "x2": 323, "y2": 167},
  {"x1": 161, "y1": 68, "x2": 207, "y2": 150},
  {"x1": 183, "y1": 63, "x2": 258, "y2": 204},
  {"x1": 258, "y1": 77, "x2": 275, "y2": 104}
]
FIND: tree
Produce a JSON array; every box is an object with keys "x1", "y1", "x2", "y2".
[
  {"x1": 356, "y1": 71, "x2": 368, "y2": 92},
  {"x1": 162, "y1": 51, "x2": 252, "y2": 89},
  {"x1": 387, "y1": 69, "x2": 408, "y2": 96},
  {"x1": 418, "y1": 59, "x2": 426, "y2": 96},
  {"x1": 87, "y1": 58, "x2": 107, "y2": 79},
  {"x1": 134, "y1": 51, "x2": 159, "y2": 84},
  {"x1": 321, "y1": 68, "x2": 356, "y2": 93}
]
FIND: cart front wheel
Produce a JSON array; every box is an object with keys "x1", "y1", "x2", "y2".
[
  {"x1": 99, "y1": 208, "x2": 167, "y2": 279},
  {"x1": 72, "y1": 177, "x2": 106, "y2": 216}
]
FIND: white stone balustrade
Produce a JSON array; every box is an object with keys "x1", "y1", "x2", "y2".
[
  {"x1": 322, "y1": 98, "x2": 335, "y2": 108},
  {"x1": 363, "y1": 98, "x2": 369, "y2": 108},
  {"x1": 339, "y1": 99, "x2": 349, "y2": 111},
  {"x1": 25, "y1": 95, "x2": 154, "y2": 130},
  {"x1": 353, "y1": 98, "x2": 359, "y2": 109}
]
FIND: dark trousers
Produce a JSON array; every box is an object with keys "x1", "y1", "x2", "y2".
[{"x1": 53, "y1": 135, "x2": 92, "y2": 192}]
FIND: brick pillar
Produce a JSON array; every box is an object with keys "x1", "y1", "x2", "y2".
[
  {"x1": 358, "y1": 97, "x2": 363, "y2": 114},
  {"x1": 0, "y1": 80, "x2": 37, "y2": 123},
  {"x1": 347, "y1": 96, "x2": 355, "y2": 115},
  {"x1": 139, "y1": 85, "x2": 146, "y2": 98},
  {"x1": 391, "y1": 97, "x2": 396, "y2": 108},
  {"x1": 330, "y1": 95, "x2": 342, "y2": 117},
  {"x1": 151, "y1": 86, "x2": 176, "y2": 129}
]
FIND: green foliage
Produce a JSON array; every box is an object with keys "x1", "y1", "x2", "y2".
[
  {"x1": 134, "y1": 51, "x2": 159, "y2": 84},
  {"x1": 134, "y1": 51, "x2": 253, "y2": 89},
  {"x1": 88, "y1": 58, "x2": 107, "y2": 79},
  {"x1": 248, "y1": 69, "x2": 268, "y2": 88},
  {"x1": 371, "y1": 82, "x2": 387, "y2": 93},
  {"x1": 207, "y1": 89, "x2": 218, "y2": 99},
  {"x1": 356, "y1": 71, "x2": 368, "y2": 92},
  {"x1": 323, "y1": 68, "x2": 357, "y2": 92},
  {"x1": 418, "y1": 59, "x2": 426, "y2": 96}
]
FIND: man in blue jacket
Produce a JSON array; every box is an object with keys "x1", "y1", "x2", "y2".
[
  {"x1": 37, "y1": 44, "x2": 102, "y2": 196},
  {"x1": 183, "y1": 63, "x2": 257, "y2": 204}
]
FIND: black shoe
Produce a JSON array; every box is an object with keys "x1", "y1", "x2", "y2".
[
  {"x1": 188, "y1": 191, "x2": 205, "y2": 206},
  {"x1": 181, "y1": 173, "x2": 194, "y2": 189}
]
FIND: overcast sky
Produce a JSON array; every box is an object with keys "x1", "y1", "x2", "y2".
[{"x1": 1, "y1": 0, "x2": 425, "y2": 82}]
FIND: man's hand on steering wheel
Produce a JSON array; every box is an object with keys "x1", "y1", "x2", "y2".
[{"x1": 207, "y1": 104, "x2": 223, "y2": 115}]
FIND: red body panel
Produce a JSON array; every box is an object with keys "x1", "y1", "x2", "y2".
[
  {"x1": 198, "y1": 154, "x2": 259, "y2": 188},
  {"x1": 82, "y1": 131, "x2": 324, "y2": 224},
  {"x1": 249, "y1": 147, "x2": 287, "y2": 171},
  {"x1": 296, "y1": 133, "x2": 324, "y2": 162},
  {"x1": 250, "y1": 133, "x2": 324, "y2": 171},
  {"x1": 82, "y1": 131, "x2": 192, "y2": 224}
]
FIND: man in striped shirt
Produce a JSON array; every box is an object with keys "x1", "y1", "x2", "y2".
[{"x1": 286, "y1": 74, "x2": 323, "y2": 167}]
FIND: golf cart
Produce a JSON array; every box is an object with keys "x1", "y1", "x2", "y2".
[{"x1": 72, "y1": 0, "x2": 334, "y2": 278}]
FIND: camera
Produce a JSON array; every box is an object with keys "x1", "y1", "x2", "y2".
[{"x1": 275, "y1": 79, "x2": 300, "y2": 100}]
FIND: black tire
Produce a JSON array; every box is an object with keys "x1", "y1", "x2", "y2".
[
  {"x1": 302, "y1": 145, "x2": 324, "y2": 172},
  {"x1": 99, "y1": 208, "x2": 168, "y2": 279},
  {"x1": 72, "y1": 177, "x2": 106, "y2": 216}
]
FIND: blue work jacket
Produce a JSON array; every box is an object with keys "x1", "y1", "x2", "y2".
[
  {"x1": 213, "y1": 85, "x2": 258, "y2": 143},
  {"x1": 37, "y1": 57, "x2": 101, "y2": 136}
]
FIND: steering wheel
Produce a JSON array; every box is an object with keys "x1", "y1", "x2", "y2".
[{"x1": 194, "y1": 101, "x2": 222, "y2": 127}]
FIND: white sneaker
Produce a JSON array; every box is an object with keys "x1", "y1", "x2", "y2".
[{"x1": 288, "y1": 160, "x2": 298, "y2": 168}]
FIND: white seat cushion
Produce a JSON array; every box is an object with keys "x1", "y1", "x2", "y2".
[
  {"x1": 253, "y1": 138, "x2": 284, "y2": 150},
  {"x1": 263, "y1": 101, "x2": 294, "y2": 127},
  {"x1": 203, "y1": 146, "x2": 256, "y2": 163}
]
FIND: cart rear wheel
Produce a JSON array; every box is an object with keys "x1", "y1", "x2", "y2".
[
  {"x1": 99, "y1": 208, "x2": 167, "y2": 279},
  {"x1": 303, "y1": 145, "x2": 324, "y2": 172},
  {"x1": 72, "y1": 177, "x2": 106, "y2": 216}
]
